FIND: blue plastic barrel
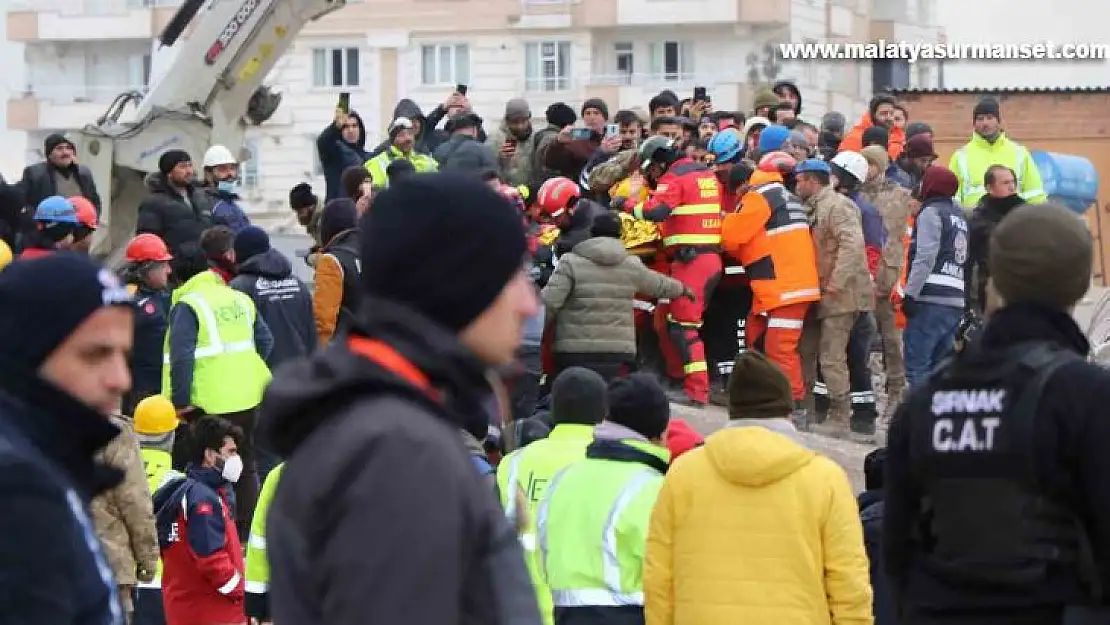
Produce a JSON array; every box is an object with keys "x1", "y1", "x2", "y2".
[{"x1": 1031, "y1": 151, "x2": 1099, "y2": 214}]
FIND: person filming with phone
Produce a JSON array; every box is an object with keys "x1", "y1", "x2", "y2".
[
  {"x1": 545, "y1": 98, "x2": 613, "y2": 189},
  {"x1": 316, "y1": 94, "x2": 369, "y2": 201}
]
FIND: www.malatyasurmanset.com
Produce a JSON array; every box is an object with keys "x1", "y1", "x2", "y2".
[{"x1": 779, "y1": 40, "x2": 1110, "y2": 63}]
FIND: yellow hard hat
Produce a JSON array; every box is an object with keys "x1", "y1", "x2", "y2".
[
  {"x1": 0, "y1": 240, "x2": 11, "y2": 271},
  {"x1": 133, "y1": 395, "x2": 178, "y2": 435}
]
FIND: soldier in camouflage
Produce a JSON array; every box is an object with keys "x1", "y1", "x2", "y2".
[{"x1": 484, "y1": 98, "x2": 540, "y2": 189}]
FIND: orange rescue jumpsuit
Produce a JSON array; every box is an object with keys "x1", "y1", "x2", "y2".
[
  {"x1": 634, "y1": 158, "x2": 723, "y2": 403},
  {"x1": 891, "y1": 214, "x2": 915, "y2": 329},
  {"x1": 720, "y1": 171, "x2": 821, "y2": 400}
]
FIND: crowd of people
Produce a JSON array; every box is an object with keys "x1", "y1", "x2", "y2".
[{"x1": 0, "y1": 78, "x2": 1106, "y2": 625}]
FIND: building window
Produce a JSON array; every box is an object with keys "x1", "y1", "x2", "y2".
[
  {"x1": 525, "y1": 41, "x2": 571, "y2": 92},
  {"x1": 420, "y1": 44, "x2": 470, "y2": 86},
  {"x1": 916, "y1": 63, "x2": 930, "y2": 88},
  {"x1": 312, "y1": 47, "x2": 360, "y2": 88},
  {"x1": 614, "y1": 42, "x2": 633, "y2": 84},
  {"x1": 648, "y1": 41, "x2": 694, "y2": 81},
  {"x1": 242, "y1": 138, "x2": 261, "y2": 190}
]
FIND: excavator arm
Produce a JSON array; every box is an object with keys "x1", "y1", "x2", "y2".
[{"x1": 75, "y1": 0, "x2": 347, "y2": 262}]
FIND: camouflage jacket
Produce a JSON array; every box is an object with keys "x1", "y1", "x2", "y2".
[
  {"x1": 89, "y1": 416, "x2": 159, "y2": 585},
  {"x1": 587, "y1": 149, "x2": 637, "y2": 195},
  {"x1": 485, "y1": 124, "x2": 539, "y2": 188},
  {"x1": 805, "y1": 186, "x2": 874, "y2": 318},
  {"x1": 860, "y1": 178, "x2": 913, "y2": 295}
]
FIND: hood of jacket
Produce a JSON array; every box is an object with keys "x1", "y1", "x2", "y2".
[
  {"x1": 144, "y1": 171, "x2": 196, "y2": 197},
  {"x1": 979, "y1": 301, "x2": 1089, "y2": 356},
  {"x1": 704, "y1": 419, "x2": 815, "y2": 487},
  {"x1": 571, "y1": 236, "x2": 628, "y2": 266},
  {"x1": 976, "y1": 193, "x2": 1024, "y2": 220},
  {"x1": 393, "y1": 99, "x2": 427, "y2": 134},
  {"x1": 345, "y1": 110, "x2": 368, "y2": 151},
  {"x1": 260, "y1": 298, "x2": 494, "y2": 458},
  {"x1": 237, "y1": 247, "x2": 293, "y2": 280}
]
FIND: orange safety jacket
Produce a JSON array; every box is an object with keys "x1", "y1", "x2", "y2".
[
  {"x1": 718, "y1": 184, "x2": 748, "y2": 285},
  {"x1": 634, "y1": 158, "x2": 722, "y2": 250},
  {"x1": 720, "y1": 171, "x2": 821, "y2": 315},
  {"x1": 890, "y1": 214, "x2": 915, "y2": 329}
]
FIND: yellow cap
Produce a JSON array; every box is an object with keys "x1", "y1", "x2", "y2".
[
  {"x1": 133, "y1": 395, "x2": 178, "y2": 435},
  {"x1": 0, "y1": 240, "x2": 11, "y2": 271}
]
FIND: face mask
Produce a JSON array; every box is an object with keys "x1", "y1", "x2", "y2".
[
  {"x1": 220, "y1": 454, "x2": 243, "y2": 483},
  {"x1": 217, "y1": 179, "x2": 239, "y2": 194}
]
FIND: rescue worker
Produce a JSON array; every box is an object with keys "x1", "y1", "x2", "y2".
[
  {"x1": 949, "y1": 97, "x2": 1046, "y2": 208},
  {"x1": 884, "y1": 202, "x2": 1110, "y2": 625},
  {"x1": 534, "y1": 176, "x2": 609, "y2": 257},
  {"x1": 742, "y1": 116, "x2": 771, "y2": 159},
  {"x1": 644, "y1": 351, "x2": 872, "y2": 625},
  {"x1": 312, "y1": 198, "x2": 361, "y2": 344},
  {"x1": 70, "y1": 195, "x2": 99, "y2": 254},
  {"x1": 720, "y1": 150, "x2": 821, "y2": 421},
  {"x1": 793, "y1": 159, "x2": 872, "y2": 436},
  {"x1": 901, "y1": 166, "x2": 967, "y2": 388},
  {"x1": 839, "y1": 93, "x2": 905, "y2": 159},
  {"x1": 497, "y1": 367, "x2": 609, "y2": 625},
  {"x1": 162, "y1": 229, "x2": 273, "y2": 538},
  {"x1": 0, "y1": 252, "x2": 135, "y2": 625},
  {"x1": 364, "y1": 117, "x2": 439, "y2": 187},
  {"x1": 538, "y1": 373, "x2": 671, "y2": 625},
  {"x1": 201, "y1": 145, "x2": 251, "y2": 234},
  {"x1": 632, "y1": 136, "x2": 723, "y2": 406},
  {"x1": 154, "y1": 417, "x2": 247, "y2": 625},
  {"x1": 133, "y1": 394, "x2": 183, "y2": 625},
  {"x1": 21, "y1": 195, "x2": 78, "y2": 259},
  {"x1": 122, "y1": 234, "x2": 174, "y2": 414},
  {"x1": 245, "y1": 463, "x2": 282, "y2": 625}
]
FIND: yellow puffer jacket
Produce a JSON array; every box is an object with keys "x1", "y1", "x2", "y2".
[{"x1": 644, "y1": 422, "x2": 872, "y2": 625}]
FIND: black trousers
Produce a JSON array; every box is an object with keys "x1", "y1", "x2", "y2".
[
  {"x1": 700, "y1": 282, "x2": 753, "y2": 387},
  {"x1": 506, "y1": 346, "x2": 543, "y2": 422}
]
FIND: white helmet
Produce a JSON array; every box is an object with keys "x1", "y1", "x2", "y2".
[
  {"x1": 830, "y1": 150, "x2": 869, "y2": 184},
  {"x1": 202, "y1": 145, "x2": 237, "y2": 168}
]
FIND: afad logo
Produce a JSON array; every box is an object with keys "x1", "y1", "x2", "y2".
[{"x1": 205, "y1": 0, "x2": 260, "y2": 65}]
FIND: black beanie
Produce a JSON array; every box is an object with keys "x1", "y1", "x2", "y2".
[
  {"x1": 44, "y1": 133, "x2": 75, "y2": 156},
  {"x1": 607, "y1": 373, "x2": 670, "y2": 439},
  {"x1": 550, "y1": 366, "x2": 608, "y2": 425},
  {"x1": 545, "y1": 102, "x2": 577, "y2": 129},
  {"x1": 581, "y1": 98, "x2": 609, "y2": 120},
  {"x1": 0, "y1": 253, "x2": 134, "y2": 372},
  {"x1": 727, "y1": 350, "x2": 793, "y2": 419},
  {"x1": 158, "y1": 149, "x2": 192, "y2": 175},
  {"x1": 360, "y1": 172, "x2": 528, "y2": 332},
  {"x1": 973, "y1": 97, "x2": 1001, "y2": 120},
  {"x1": 320, "y1": 198, "x2": 357, "y2": 245},
  {"x1": 989, "y1": 202, "x2": 1092, "y2": 310},
  {"x1": 862, "y1": 125, "x2": 890, "y2": 149},
  {"x1": 233, "y1": 226, "x2": 270, "y2": 262},
  {"x1": 289, "y1": 182, "x2": 316, "y2": 209}
]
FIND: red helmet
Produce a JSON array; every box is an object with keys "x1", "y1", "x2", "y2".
[
  {"x1": 69, "y1": 196, "x2": 97, "y2": 229},
  {"x1": 536, "y1": 177, "x2": 580, "y2": 220},
  {"x1": 125, "y1": 233, "x2": 173, "y2": 263},
  {"x1": 757, "y1": 151, "x2": 798, "y2": 174}
]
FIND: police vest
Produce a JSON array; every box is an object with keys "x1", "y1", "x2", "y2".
[
  {"x1": 909, "y1": 199, "x2": 967, "y2": 304},
  {"x1": 906, "y1": 341, "x2": 1092, "y2": 590},
  {"x1": 161, "y1": 271, "x2": 271, "y2": 414},
  {"x1": 140, "y1": 448, "x2": 184, "y2": 590}
]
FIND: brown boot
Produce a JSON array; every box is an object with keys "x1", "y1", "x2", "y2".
[{"x1": 811, "y1": 404, "x2": 851, "y2": 439}]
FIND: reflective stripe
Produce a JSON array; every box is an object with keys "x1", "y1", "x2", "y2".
[
  {"x1": 724, "y1": 265, "x2": 745, "y2": 275},
  {"x1": 248, "y1": 534, "x2": 266, "y2": 551},
  {"x1": 657, "y1": 298, "x2": 671, "y2": 304},
  {"x1": 136, "y1": 578, "x2": 161, "y2": 589},
  {"x1": 632, "y1": 299, "x2": 656, "y2": 312},
  {"x1": 503, "y1": 452, "x2": 524, "y2": 518},
  {"x1": 954, "y1": 149, "x2": 984, "y2": 198},
  {"x1": 1020, "y1": 189, "x2": 1043, "y2": 200},
  {"x1": 779, "y1": 287, "x2": 821, "y2": 302},
  {"x1": 767, "y1": 317, "x2": 804, "y2": 330},
  {"x1": 162, "y1": 293, "x2": 256, "y2": 364},
  {"x1": 670, "y1": 203, "x2": 721, "y2": 216},
  {"x1": 551, "y1": 588, "x2": 645, "y2": 607},
  {"x1": 684, "y1": 361, "x2": 707, "y2": 374},
  {"x1": 217, "y1": 571, "x2": 241, "y2": 595},
  {"x1": 245, "y1": 580, "x2": 268, "y2": 594},
  {"x1": 766, "y1": 222, "x2": 810, "y2": 236},
  {"x1": 851, "y1": 391, "x2": 876, "y2": 404},
  {"x1": 663, "y1": 234, "x2": 721, "y2": 246},
  {"x1": 520, "y1": 532, "x2": 537, "y2": 552},
  {"x1": 925, "y1": 274, "x2": 964, "y2": 290},
  {"x1": 718, "y1": 360, "x2": 734, "y2": 375},
  {"x1": 632, "y1": 203, "x2": 645, "y2": 220}
]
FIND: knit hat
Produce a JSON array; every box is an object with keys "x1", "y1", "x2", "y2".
[
  {"x1": 606, "y1": 373, "x2": 670, "y2": 439},
  {"x1": 727, "y1": 350, "x2": 793, "y2": 419},
  {"x1": 33, "y1": 196, "x2": 78, "y2": 224},
  {"x1": 505, "y1": 98, "x2": 532, "y2": 121},
  {"x1": 905, "y1": 121, "x2": 932, "y2": 140},
  {"x1": 862, "y1": 125, "x2": 889, "y2": 149},
  {"x1": 752, "y1": 88, "x2": 781, "y2": 112},
  {"x1": 0, "y1": 253, "x2": 134, "y2": 371},
  {"x1": 989, "y1": 202, "x2": 1092, "y2": 310},
  {"x1": 860, "y1": 145, "x2": 890, "y2": 171},
  {"x1": 903, "y1": 135, "x2": 938, "y2": 159},
  {"x1": 973, "y1": 97, "x2": 1001, "y2": 120},
  {"x1": 545, "y1": 102, "x2": 577, "y2": 128},
  {"x1": 550, "y1": 366, "x2": 608, "y2": 425},
  {"x1": 158, "y1": 149, "x2": 192, "y2": 175},
  {"x1": 664, "y1": 418, "x2": 704, "y2": 460},
  {"x1": 757, "y1": 124, "x2": 791, "y2": 154},
  {"x1": 360, "y1": 172, "x2": 529, "y2": 332},
  {"x1": 581, "y1": 98, "x2": 609, "y2": 120},
  {"x1": 288, "y1": 182, "x2": 316, "y2": 209},
  {"x1": 918, "y1": 166, "x2": 959, "y2": 200},
  {"x1": 44, "y1": 133, "x2": 75, "y2": 156},
  {"x1": 320, "y1": 198, "x2": 357, "y2": 245},
  {"x1": 233, "y1": 226, "x2": 270, "y2": 262}
]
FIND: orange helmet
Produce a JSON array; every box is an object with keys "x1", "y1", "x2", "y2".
[
  {"x1": 69, "y1": 196, "x2": 98, "y2": 229},
  {"x1": 536, "y1": 177, "x2": 580, "y2": 220},
  {"x1": 125, "y1": 233, "x2": 173, "y2": 263},
  {"x1": 757, "y1": 151, "x2": 798, "y2": 174}
]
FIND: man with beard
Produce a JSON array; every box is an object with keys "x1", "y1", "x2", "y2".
[
  {"x1": 19, "y1": 133, "x2": 102, "y2": 216},
  {"x1": 965, "y1": 165, "x2": 1025, "y2": 316},
  {"x1": 839, "y1": 94, "x2": 905, "y2": 160},
  {"x1": 894, "y1": 134, "x2": 939, "y2": 191},
  {"x1": 950, "y1": 97, "x2": 1046, "y2": 208},
  {"x1": 817, "y1": 112, "x2": 846, "y2": 161},
  {"x1": 487, "y1": 98, "x2": 539, "y2": 188}
]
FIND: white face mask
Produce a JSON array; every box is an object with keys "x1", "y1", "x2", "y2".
[{"x1": 221, "y1": 454, "x2": 243, "y2": 483}]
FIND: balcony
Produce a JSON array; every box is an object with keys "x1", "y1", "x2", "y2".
[
  {"x1": 737, "y1": 0, "x2": 789, "y2": 25},
  {"x1": 611, "y1": 0, "x2": 787, "y2": 26},
  {"x1": 8, "y1": 85, "x2": 143, "y2": 131},
  {"x1": 584, "y1": 74, "x2": 747, "y2": 110},
  {"x1": 7, "y1": 0, "x2": 181, "y2": 42}
]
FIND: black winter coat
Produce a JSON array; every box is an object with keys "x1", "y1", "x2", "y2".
[
  {"x1": 859, "y1": 490, "x2": 896, "y2": 625},
  {"x1": 19, "y1": 161, "x2": 101, "y2": 214},
  {"x1": 435, "y1": 134, "x2": 499, "y2": 174},
  {"x1": 316, "y1": 110, "x2": 370, "y2": 201},
  {"x1": 965, "y1": 194, "x2": 1024, "y2": 314},
  {"x1": 135, "y1": 173, "x2": 213, "y2": 271},
  {"x1": 230, "y1": 248, "x2": 317, "y2": 370},
  {"x1": 260, "y1": 299, "x2": 542, "y2": 625}
]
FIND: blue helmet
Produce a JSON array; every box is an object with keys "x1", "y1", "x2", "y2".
[
  {"x1": 706, "y1": 128, "x2": 743, "y2": 163},
  {"x1": 757, "y1": 124, "x2": 792, "y2": 155},
  {"x1": 33, "y1": 196, "x2": 78, "y2": 224},
  {"x1": 794, "y1": 158, "x2": 831, "y2": 175}
]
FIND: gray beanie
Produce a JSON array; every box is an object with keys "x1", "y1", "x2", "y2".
[
  {"x1": 550, "y1": 367, "x2": 608, "y2": 425},
  {"x1": 505, "y1": 98, "x2": 532, "y2": 121},
  {"x1": 989, "y1": 202, "x2": 1092, "y2": 310}
]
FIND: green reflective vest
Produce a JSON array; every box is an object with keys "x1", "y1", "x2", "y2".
[
  {"x1": 537, "y1": 439, "x2": 668, "y2": 608},
  {"x1": 496, "y1": 423, "x2": 596, "y2": 625},
  {"x1": 364, "y1": 146, "x2": 438, "y2": 187},
  {"x1": 949, "y1": 133, "x2": 1047, "y2": 207},
  {"x1": 161, "y1": 270, "x2": 271, "y2": 414},
  {"x1": 246, "y1": 463, "x2": 283, "y2": 598},
  {"x1": 139, "y1": 447, "x2": 184, "y2": 589}
]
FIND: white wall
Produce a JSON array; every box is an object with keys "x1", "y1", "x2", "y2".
[
  {"x1": 936, "y1": 0, "x2": 1110, "y2": 88},
  {"x1": 0, "y1": 12, "x2": 28, "y2": 180},
  {"x1": 25, "y1": 40, "x2": 149, "y2": 103}
]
